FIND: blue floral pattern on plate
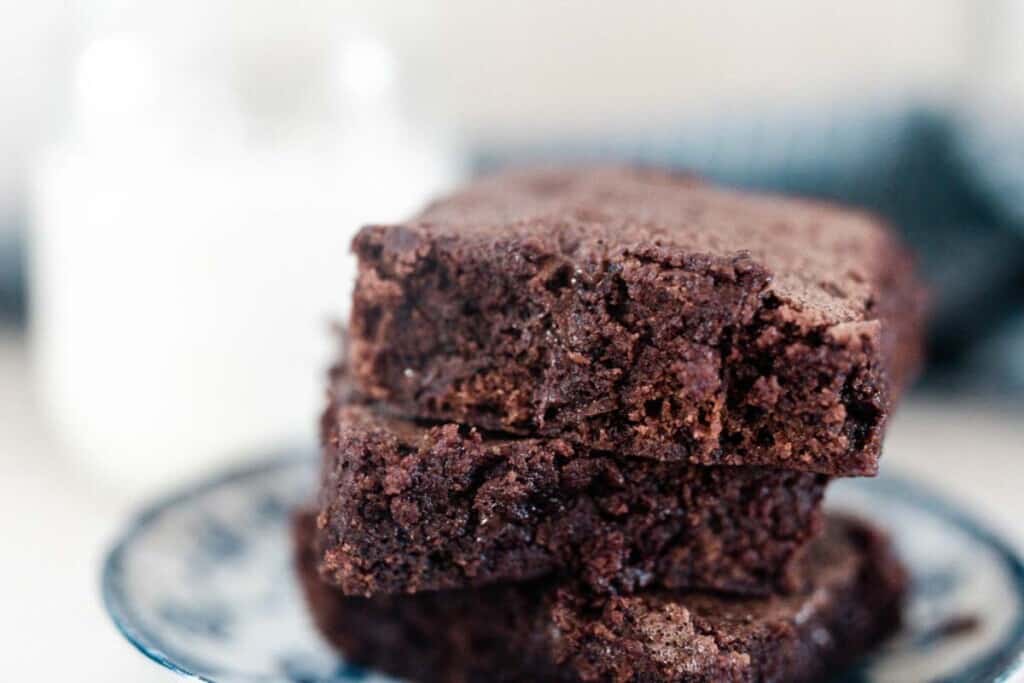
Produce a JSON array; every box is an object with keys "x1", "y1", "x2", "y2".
[{"x1": 103, "y1": 451, "x2": 1024, "y2": 682}]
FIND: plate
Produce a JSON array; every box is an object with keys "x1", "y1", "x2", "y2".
[{"x1": 103, "y1": 451, "x2": 1024, "y2": 682}]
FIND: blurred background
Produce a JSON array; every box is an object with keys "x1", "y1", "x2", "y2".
[{"x1": 1, "y1": 1, "x2": 1023, "y2": 680}]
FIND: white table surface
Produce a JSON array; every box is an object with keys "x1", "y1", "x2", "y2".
[
  {"x1": 0, "y1": 326, "x2": 173, "y2": 681},
  {"x1": 1, "y1": 324, "x2": 1022, "y2": 682}
]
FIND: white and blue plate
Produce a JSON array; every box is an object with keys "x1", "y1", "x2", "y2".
[{"x1": 102, "y1": 451, "x2": 1024, "y2": 682}]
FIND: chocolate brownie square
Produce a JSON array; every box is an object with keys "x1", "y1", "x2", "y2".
[
  {"x1": 315, "y1": 398, "x2": 826, "y2": 597},
  {"x1": 294, "y1": 512, "x2": 906, "y2": 683},
  {"x1": 348, "y1": 166, "x2": 925, "y2": 475}
]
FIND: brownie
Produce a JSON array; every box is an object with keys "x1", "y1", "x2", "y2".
[
  {"x1": 294, "y1": 512, "x2": 907, "y2": 683},
  {"x1": 348, "y1": 166, "x2": 925, "y2": 475},
  {"x1": 316, "y1": 399, "x2": 826, "y2": 597}
]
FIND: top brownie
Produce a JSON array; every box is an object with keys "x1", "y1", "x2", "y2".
[{"x1": 349, "y1": 166, "x2": 925, "y2": 475}]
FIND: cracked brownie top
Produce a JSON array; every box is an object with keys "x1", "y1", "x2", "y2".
[{"x1": 347, "y1": 166, "x2": 925, "y2": 474}]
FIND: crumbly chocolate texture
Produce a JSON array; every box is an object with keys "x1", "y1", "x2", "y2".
[
  {"x1": 316, "y1": 401, "x2": 826, "y2": 597},
  {"x1": 294, "y1": 512, "x2": 906, "y2": 683},
  {"x1": 349, "y1": 166, "x2": 925, "y2": 475}
]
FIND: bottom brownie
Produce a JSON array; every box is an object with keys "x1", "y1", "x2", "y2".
[{"x1": 293, "y1": 511, "x2": 906, "y2": 683}]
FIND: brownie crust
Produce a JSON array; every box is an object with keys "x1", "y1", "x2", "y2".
[
  {"x1": 316, "y1": 401, "x2": 826, "y2": 598},
  {"x1": 348, "y1": 166, "x2": 925, "y2": 475},
  {"x1": 294, "y1": 512, "x2": 907, "y2": 683}
]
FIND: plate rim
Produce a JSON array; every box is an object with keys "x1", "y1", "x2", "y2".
[
  {"x1": 102, "y1": 451, "x2": 1024, "y2": 683},
  {"x1": 102, "y1": 452, "x2": 313, "y2": 682},
  {"x1": 831, "y1": 476, "x2": 1024, "y2": 683}
]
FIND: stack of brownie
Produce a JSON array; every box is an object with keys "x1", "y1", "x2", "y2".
[{"x1": 293, "y1": 167, "x2": 926, "y2": 682}]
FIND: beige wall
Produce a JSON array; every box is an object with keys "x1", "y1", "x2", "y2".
[
  {"x1": 0, "y1": 0, "x2": 986, "y2": 214},
  {"x1": 423, "y1": 1, "x2": 974, "y2": 140}
]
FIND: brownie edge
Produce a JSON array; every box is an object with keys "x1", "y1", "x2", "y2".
[
  {"x1": 349, "y1": 166, "x2": 926, "y2": 475},
  {"x1": 294, "y1": 511, "x2": 907, "y2": 683},
  {"x1": 316, "y1": 401, "x2": 826, "y2": 597}
]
